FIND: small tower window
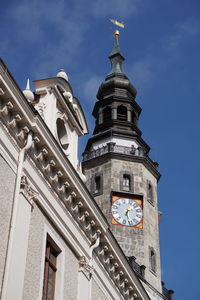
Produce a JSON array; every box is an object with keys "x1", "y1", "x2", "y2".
[
  {"x1": 147, "y1": 180, "x2": 154, "y2": 205},
  {"x1": 149, "y1": 247, "x2": 157, "y2": 274},
  {"x1": 94, "y1": 175, "x2": 101, "y2": 193},
  {"x1": 92, "y1": 172, "x2": 103, "y2": 196},
  {"x1": 103, "y1": 107, "x2": 111, "y2": 122},
  {"x1": 117, "y1": 105, "x2": 127, "y2": 121},
  {"x1": 120, "y1": 172, "x2": 132, "y2": 192},
  {"x1": 122, "y1": 174, "x2": 131, "y2": 191}
]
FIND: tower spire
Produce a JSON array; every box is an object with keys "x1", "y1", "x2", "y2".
[{"x1": 109, "y1": 30, "x2": 125, "y2": 75}]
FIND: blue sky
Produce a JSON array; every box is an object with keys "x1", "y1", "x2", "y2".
[{"x1": 1, "y1": 1, "x2": 200, "y2": 299}]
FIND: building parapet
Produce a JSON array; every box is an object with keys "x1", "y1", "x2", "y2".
[
  {"x1": 83, "y1": 142, "x2": 145, "y2": 160},
  {"x1": 83, "y1": 142, "x2": 159, "y2": 169}
]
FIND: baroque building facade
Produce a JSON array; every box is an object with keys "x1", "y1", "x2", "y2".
[{"x1": 0, "y1": 31, "x2": 173, "y2": 300}]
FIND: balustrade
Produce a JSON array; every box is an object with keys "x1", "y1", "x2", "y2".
[{"x1": 83, "y1": 142, "x2": 146, "y2": 161}]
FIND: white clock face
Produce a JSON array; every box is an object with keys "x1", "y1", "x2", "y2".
[{"x1": 111, "y1": 198, "x2": 143, "y2": 227}]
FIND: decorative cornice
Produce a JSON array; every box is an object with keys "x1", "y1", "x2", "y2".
[{"x1": 83, "y1": 151, "x2": 161, "y2": 181}]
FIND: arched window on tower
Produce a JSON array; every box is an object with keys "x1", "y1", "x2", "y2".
[
  {"x1": 103, "y1": 107, "x2": 111, "y2": 122},
  {"x1": 117, "y1": 105, "x2": 127, "y2": 121},
  {"x1": 120, "y1": 172, "x2": 132, "y2": 192},
  {"x1": 122, "y1": 174, "x2": 131, "y2": 191},
  {"x1": 149, "y1": 247, "x2": 157, "y2": 274}
]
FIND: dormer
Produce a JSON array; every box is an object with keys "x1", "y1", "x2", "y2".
[{"x1": 29, "y1": 70, "x2": 88, "y2": 174}]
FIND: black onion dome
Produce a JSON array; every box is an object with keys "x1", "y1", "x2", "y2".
[{"x1": 97, "y1": 31, "x2": 137, "y2": 101}]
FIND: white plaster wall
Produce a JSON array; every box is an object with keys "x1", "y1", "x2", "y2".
[
  {"x1": 54, "y1": 113, "x2": 79, "y2": 169},
  {"x1": 92, "y1": 279, "x2": 108, "y2": 300},
  {"x1": 0, "y1": 154, "x2": 15, "y2": 291},
  {"x1": 22, "y1": 203, "x2": 78, "y2": 300},
  {"x1": 34, "y1": 86, "x2": 80, "y2": 170},
  {"x1": 69, "y1": 129, "x2": 78, "y2": 167},
  {"x1": 40, "y1": 91, "x2": 57, "y2": 132}
]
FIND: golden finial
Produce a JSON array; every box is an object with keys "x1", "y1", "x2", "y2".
[{"x1": 114, "y1": 30, "x2": 120, "y2": 37}]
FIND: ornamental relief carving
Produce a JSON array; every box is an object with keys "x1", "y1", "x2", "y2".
[
  {"x1": 78, "y1": 256, "x2": 93, "y2": 280},
  {"x1": 35, "y1": 102, "x2": 46, "y2": 117},
  {"x1": 20, "y1": 176, "x2": 39, "y2": 207}
]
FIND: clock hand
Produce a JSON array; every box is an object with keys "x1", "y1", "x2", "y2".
[
  {"x1": 125, "y1": 207, "x2": 133, "y2": 214},
  {"x1": 125, "y1": 207, "x2": 134, "y2": 222},
  {"x1": 126, "y1": 210, "x2": 132, "y2": 222}
]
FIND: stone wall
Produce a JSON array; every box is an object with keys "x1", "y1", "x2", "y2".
[{"x1": 84, "y1": 157, "x2": 162, "y2": 293}]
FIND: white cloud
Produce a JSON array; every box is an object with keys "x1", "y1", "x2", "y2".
[
  {"x1": 9, "y1": 0, "x2": 45, "y2": 40},
  {"x1": 83, "y1": 76, "x2": 102, "y2": 102},
  {"x1": 6, "y1": 0, "x2": 89, "y2": 76},
  {"x1": 162, "y1": 18, "x2": 200, "y2": 55},
  {"x1": 129, "y1": 57, "x2": 155, "y2": 88},
  {"x1": 90, "y1": 0, "x2": 142, "y2": 18},
  {"x1": 128, "y1": 18, "x2": 200, "y2": 90},
  {"x1": 2, "y1": 0, "x2": 144, "y2": 80}
]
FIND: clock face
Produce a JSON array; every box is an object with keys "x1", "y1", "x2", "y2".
[{"x1": 111, "y1": 198, "x2": 143, "y2": 227}]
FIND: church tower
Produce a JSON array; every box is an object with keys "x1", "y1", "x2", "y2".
[{"x1": 82, "y1": 30, "x2": 163, "y2": 295}]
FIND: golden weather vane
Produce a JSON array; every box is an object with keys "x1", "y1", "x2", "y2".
[
  {"x1": 109, "y1": 18, "x2": 125, "y2": 37},
  {"x1": 109, "y1": 18, "x2": 125, "y2": 28}
]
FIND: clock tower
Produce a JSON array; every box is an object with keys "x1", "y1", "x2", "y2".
[{"x1": 82, "y1": 30, "x2": 163, "y2": 295}]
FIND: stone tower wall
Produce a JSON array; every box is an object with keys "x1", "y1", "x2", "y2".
[{"x1": 84, "y1": 157, "x2": 162, "y2": 293}]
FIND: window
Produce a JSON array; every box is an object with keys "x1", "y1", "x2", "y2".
[
  {"x1": 94, "y1": 175, "x2": 101, "y2": 193},
  {"x1": 92, "y1": 172, "x2": 103, "y2": 195},
  {"x1": 56, "y1": 118, "x2": 69, "y2": 150},
  {"x1": 117, "y1": 105, "x2": 127, "y2": 121},
  {"x1": 42, "y1": 238, "x2": 60, "y2": 300},
  {"x1": 147, "y1": 180, "x2": 153, "y2": 205},
  {"x1": 120, "y1": 172, "x2": 132, "y2": 192},
  {"x1": 103, "y1": 107, "x2": 111, "y2": 122},
  {"x1": 122, "y1": 174, "x2": 131, "y2": 191},
  {"x1": 149, "y1": 247, "x2": 156, "y2": 274}
]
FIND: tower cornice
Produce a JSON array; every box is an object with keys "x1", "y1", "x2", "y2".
[{"x1": 83, "y1": 149, "x2": 161, "y2": 181}]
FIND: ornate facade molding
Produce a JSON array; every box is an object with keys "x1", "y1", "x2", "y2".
[
  {"x1": 34, "y1": 102, "x2": 46, "y2": 117},
  {"x1": 78, "y1": 256, "x2": 93, "y2": 280},
  {"x1": 20, "y1": 176, "x2": 39, "y2": 207}
]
